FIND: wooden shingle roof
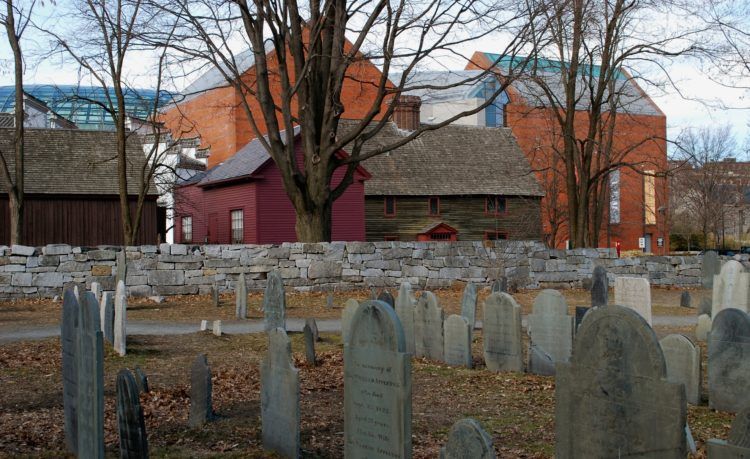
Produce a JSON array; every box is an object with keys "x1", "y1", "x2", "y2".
[{"x1": 0, "y1": 127, "x2": 157, "y2": 195}]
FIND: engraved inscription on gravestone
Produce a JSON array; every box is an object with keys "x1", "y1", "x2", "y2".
[
  {"x1": 483, "y1": 293, "x2": 523, "y2": 372},
  {"x1": 614, "y1": 276, "x2": 652, "y2": 325},
  {"x1": 444, "y1": 315, "x2": 472, "y2": 368},
  {"x1": 527, "y1": 290, "x2": 574, "y2": 376},
  {"x1": 709, "y1": 308, "x2": 750, "y2": 413},
  {"x1": 414, "y1": 291, "x2": 445, "y2": 361}
]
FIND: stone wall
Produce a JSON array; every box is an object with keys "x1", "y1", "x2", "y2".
[{"x1": 0, "y1": 241, "x2": 742, "y2": 299}]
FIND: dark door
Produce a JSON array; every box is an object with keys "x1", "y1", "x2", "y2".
[{"x1": 208, "y1": 213, "x2": 218, "y2": 243}]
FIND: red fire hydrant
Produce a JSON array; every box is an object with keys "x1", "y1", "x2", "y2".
[{"x1": 615, "y1": 241, "x2": 622, "y2": 258}]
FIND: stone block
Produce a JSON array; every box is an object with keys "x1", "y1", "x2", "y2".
[
  {"x1": 346, "y1": 242, "x2": 376, "y2": 254},
  {"x1": 11, "y1": 244, "x2": 35, "y2": 256},
  {"x1": 11, "y1": 272, "x2": 32, "y2": 287},
  {"x1": 87, "y1": 250, "x2": 116, "y2": 261},
  {"x1": 152, "y1": 285, "x2": 198, "y2": 295},
  {"x1": 159, "y1": 243, "x2": 171, "y2": 255},
  {"x1": 148, "y1": 270, "x2": 185, "y2": 286},
  {"x1": 308, "y1": 261, "x2": 342, "y2": 279},
  {"x1": 128, "y1": 285, "x2": 152, "y2": 297},
  {"x1": 38, "y1": 255, "x2": 59, "y2": 267},
  {"x1": 43, "y1": 244, "x2": 72, "y2": 255},
  {"x1": 171, "y1": 244, "x2": 188, "y2": 255},
  {"x1": 91, "y1": 265, "x2": 112, "y2": 276},
  {"x1": 33, "y1": 272, "x2": 64, "y2": 287}
]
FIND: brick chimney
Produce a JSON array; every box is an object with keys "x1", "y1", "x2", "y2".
[{"x1": 390, "y1": 95, "x2": 421, "y2": 131}]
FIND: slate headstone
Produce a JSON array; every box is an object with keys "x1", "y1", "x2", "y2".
[
  {"x1": 395, "y1": 282, "x2": 416, "y2": 355},
  {"x1": 699, "y1": 296, "x2": 712, "y2": 316},
  {"x1": 262, "y1": 271, "x2": 286, "y2": 331},
  {"x1": 709, "y1": 308, "x2": 750, "y2": 413},
  {"x1": 708, "y1": 407, "x2": 750, "y2": 457},
  {"x1": 189, "y1": 354, "x2": 213, "y2": 427},
  {"x1": 491, "y1": 277, "x2": 507, "y2": 294},
  {"x1": 211, "y1": 285, "x2": 219, "y2": 308},
  {"x1": 134, "y1": 366, "x2": 149, "y2": 393},
  {"x1": 115, "y1": 250, "x2": 127, "y2": 289},
  {"x1": 341, "y1": 299, "x2": 359, "y2": 345},
  {"x1": 460, "y1": 282, "x2": 478, "y2": 330},
  {"x1": 614, "y1": 276, "x2": 652, "y2": 325},
  {"x1": 77, "y1": 291, "x2": 105, "y2": 458},
  {"x1": 680, "y1": 291, "x2": 692, "y2": 308},
  {"x1": 696, "y1": 314, "x2": 712, "y2": 341},
  {"x1": 444, "y1": 315, "x2": 472, "y2": 368},
  {"x1": 712, "y1": 260, "x2": 750, "y2": 317},
  {"x1": 556, "y1": 305, "x2": 686, "y2": 458},
  {"x1": 527, "y1": 289, "x2": 574, "y2": 376},
  {"x1": 702, "y1": 250, "x2": 721, "y2": 289},
  {"x1": 236, "y1": 274, "x2": 247, "y2": 319},
  {"x1": 305, "y1": 317, "x2": 319, "y2": 342},
  {"x1": 91, "y1": 281, "x2": 102, "y2": 302},
  {"x1": 660, "y1": 334, "x2": 701, "y2": 405},
  {"x1": 116, "y1": 369, "x2": 149, "y2": 459},
  {"x1": 574, "y1": 306, "x2": 590, "y2": 330},
  {"x1": 304, "y1": 322, "x2": 317, "y2": 366},
  {"x1": 591, "y1": 266, "x2": 608, "y2": 307},
  {"x1": 440, "y1": 418, "x2": 495, "y2": 459},
  {"x1": 61, "y1": 288, "x2": 79, "y2": 454},
  {"x1": 344, "y1": 300, "x2": 411, "y2": 458},
  {"x1": 261, "y1": 328, "x2": 300, "y2": 458},
  {"x1": 482, "y1": 292, "x2": 523, "y2": 372},
  {"x1": 378, "y1": 289, "x2": 395, "y2": 308},
  {"x1": 114, "y1": 280, "x2": 127, "y2": 356},
  {"x1": 414, "y1": 291, "x2": 445, "y2": 361},
  {"x1": 100, "y1": 292, "x2": 114, "y2": 344}
]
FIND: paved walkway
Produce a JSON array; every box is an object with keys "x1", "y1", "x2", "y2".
[{"x1": 0, "y1": 314, "x2": 698, "y2": 344}]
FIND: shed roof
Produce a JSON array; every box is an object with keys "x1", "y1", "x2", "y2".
[{"x1": 0, "y1": 128, "x2": 157, "y2": 195}]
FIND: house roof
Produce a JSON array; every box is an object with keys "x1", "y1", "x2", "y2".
[
  {"x1": 0, "y1": 113, "x2": 12, "y2": 128},
  {"x1": 393, "y1": 70, "x2": 493, "y2": 102},
  {"x1": 0, "y1": 128, "x2": 157, "y2": 195},
  {"x1": 474, "y1": 52, "x2": 663, "y2": 117},
  {"x1": 342, "y1": 120, "x2": 544, "y2": 197}
]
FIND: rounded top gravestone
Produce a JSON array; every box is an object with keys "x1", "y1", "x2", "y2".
[
  {"x1": 708, "y1": 308, "x2": 750, "y2": 412},
  {"x1": 532, "y1": 289, "x2": 568, "y2": 316},
  {"x1": 349, "y1": 300, "x2": 406, "y2": 353},
  {"x1": 440, "y1": 418, "x2": 495, "y2": 459}
]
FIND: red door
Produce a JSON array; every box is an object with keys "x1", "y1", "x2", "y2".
[{"x1": 208, "y1": 213, "x2": 218, "y2": 243}]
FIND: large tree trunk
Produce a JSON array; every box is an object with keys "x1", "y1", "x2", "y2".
[
  {"x1": 294, "y1": 202, "x2": 332, "y2": 243},
  {"x1": 8, "y1": 189, "x2": 22, "y2": 245}
]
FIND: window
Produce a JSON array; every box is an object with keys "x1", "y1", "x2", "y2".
[
  {"x1": 486, "y1": 196, "x2": 507, "y2": 215},
  {"x1": 428, "y1": 197, "x2": 440, "y2": 216},
  {"x1": 181, "y1": 216, "x2": 193, "y2": 243},
  {"x1": 230, "y1": 209, "x2": 244, "y2": 243},
  {"x1": 483, "y1": 80, "x2": 509, "y2": 128},
  {"x1": 484, "y1": 230, "x2": 508, "y2": 241},
  {"x1": 644, "y1": 170, "x2": 656, "y2": 225},
  {"x1": 384, "y1": 196, "x2": 396, "y2": 217},
  {"x1": 430, "y1": 232, "x2": 452, "y2": 240},
  {"x1": 609, "y1": 170, "x2": 621, "y2": 224}
]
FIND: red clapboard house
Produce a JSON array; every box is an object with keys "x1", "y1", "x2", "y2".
[{"x1": 174, "y1": 128, "x2": 370, "y2": 244}]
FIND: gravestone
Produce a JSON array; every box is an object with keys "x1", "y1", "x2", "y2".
[
  {"x1": 200, "y1": 320, "x2": 208, "y2": 331},
  {"x1": 395, "y1": 282, "x2": 416, "y2": 355},
  {"x1": 189, "y1": 354, "x2": 213, "y2": 427},
  {"x1": 134, "y1": 366, "x2": 149, "y2": 393},
  {"x1": 114, "y1": 280, "x2": 127, "y2": 356},
  {"x1": 680, "y1": 291, "x2": 692, "y2": 308},
  {"x1": 556, "y1": 305, "x2": 686, "y2": 458},
  {"x1": 304, "y1": 322, "x2": 317, "y2": 366},
  {"x1": 444, "y1": 315, "x2": 472, "y2": 368},
  {"x1": 236, "y1": 274, "x2": 247, "y2": 319},
  {"x1": 414, "y1": 291, "x2": 445, "y2": 361},
  {"x1": 344, "y1": 300, "x2": 411, "y2": 458},
  {"x1": 440, "y1": 418, "x2": 495, "y2": 459},
  {"x1": 212, "y1": 320, "x2": 222, "y2": 337},
  {"x1": 574, "y1": 307, "x2": 590, "y2": 330},
  {"x1": 115, "y1": 250, "x2": 127, "y2": 289},
  {"x1": 702, "y1": 250, "x2": 721, "y2": 289},
  {"x1": 262, "y1": 271, "x2": 286, "y2": 332},
  {"x1": 61, "y1": 288, "x2": 79, "y2": 454},
  {"x1": 591, "y1": 266, "x2": 608, "y2": 307},
  {"x1": 660, "y1": 334, "x2": 701, "y2": 405},
  {"x1": 77, "y1": 291, "x2": 105, "y2": 458},
  {"x1": 491, "y1": 277, "x2": 507, "y2": 294},
  {"x1": 116, "y1": 369, "x2": 148, "y2": 458},
  {"x1": 341, "y1": 299, "x2": 359, "y2": 345},
  {"x1": 100, "y1": 292, "x2": 114, "y2": 343},
  {"x1": 91, "y1": 281, "x2": 102, "y2": 302},
  {"x1": 712, "y1": 260, "x2": 750, "y2": 317},
  {"x1": 261, "y1": 328, "x2": 300, "y2": 458},
  {"x1": 211, "y1": 285, "x2": 219, "y2": 308},
  {"x1": 699, "y1": 297, "x2": 712, "y2": 316},
  {"x1": 527, "y1": 289, "x2": 574, "y2": 376},
  {"x1": 482, "y1": 293, "x2": 523, "y2": 372},
  {"x1": 460, "y1": 282, "x2": 478, "y2": 330},
  {"x1": 696, "y1": 314, "x2": 712, "y2": 341},
  {"x1": 614, "y1": 276, "x2": 652, "y2": 325},
  {"x1": 305, "y1": 317, "x2": 319, "y2": 342},
  {"x1": 709, "y1": 308, "x2": 750, "y2": 413},
  {"x1": 708, "y1": 407, "x2": 750, "y2": 457},
  {"x1": 378, "y1": 289, "x2": 395, "y2": 308}
]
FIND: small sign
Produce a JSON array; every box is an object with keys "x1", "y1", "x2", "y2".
[
  {"x1": 638, "y1": 237, "x2": 646, "y2": 249},
  {"x1": 657, "y1": 237, "x2": 664, "y2": 247}
]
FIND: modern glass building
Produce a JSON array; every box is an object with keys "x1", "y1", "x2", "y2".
[{"x1": 0, "y1": 84, "x2": 176, "y2": 130}]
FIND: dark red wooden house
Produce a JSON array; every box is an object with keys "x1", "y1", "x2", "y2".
[{"x1": 174, "y1": 130, "x2": 370, "y2": 244}]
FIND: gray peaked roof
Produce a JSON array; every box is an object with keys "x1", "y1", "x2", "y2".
[
  {"x1": 0, "y1": 128, "x2": 157, "y2": 195},
  {"x1": 392, "y1": 70, "x2": 493, "y2": 102}
]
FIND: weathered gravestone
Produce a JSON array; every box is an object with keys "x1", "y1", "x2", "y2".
[
  {"x1": 263, "y1": 271, "x2": 286, "y2": 331},
  {"x1": 378, "y1": 289, "x2": 395, "y2": 308},
  {"x1": 591, "y1": 266, "x2": 608, "y2": 307},
  {"x1": 395, "y1": 282, "x2": 416, "y2": 355},
  {"x1": 211, "y1": 284, "x2": 219, "y2": 308},
  {"x1": 708, "y1": 407, "x2": 750, "y2": 457},
  {"x1": 439, "y1": 418, "x2": 495, "y2": 459},
  {"x1": 702, "y1": 250, "x2": 721, "y2": 289},
  {"x1": 460, "y1": 282, "x2": 478, "y2": 330},
  {"x1": 341, "y1": 299, "x2": 359, "y2": 345},
  {"x1": 61, "y1": 288, "x2": 79, "y2": 454},
  {"x1": 414, "y1": 291, "x2": 445, "y2": 361},
  {"x1": 696, "y1": 314, "x2": 712, "y2": 341},
  {"x1": 236, "y1": 274, "x2": 247, "y2": 319},
  {"x1": 483, "y1": 293, "x2": 523, "y2": 372},
  {"x1": 114, "y1": 280, "x2": 127, "y2": 356},
  {"x1": 555, "y1": 305, "x2": 686, "y2": 458},
  {"x1": 212, "y1": 320, "x2": 222, "y2": 337},
  {"x1": 614, "y1": 276, "x2": 652, "y2": 325},
  {"x1": 444, "y1": 315, "x2": 472, "y2": 368},
  {"x1": 574, "y1": 307, "x2": 590, "y2": 330},
  {"x1": 680, "y1": 291, "x2": 692, "y2": 308},
  {"x1": 527, "y1": 289, "x2": 574, "y2": 376},
  {"x1": 344, "y1": 300, "x2": 411, "y2": 458},
  {"x1": 660, "y1": 334, "x2": 701, "y2": 405},
  {"x1": 189, "y1": 354, "x2": 213, "y2": 427},
  {"x1": 200, "y1": 320, "x2": 208, "y2": 331},
  {"x1": 305, "y1": 317, "x2": 319, "y2": 342},
  {"x1": 261, "y1": 328, "x2": 300, "y2": 458},
  {"x1": 77, "y1": 291, "x2": 105, "y2": 458},
  {"x1": 713, "y1": 260, "x2": 750, "y2": 317},
  {"x1": 116, "y1": 250, "x2": 127, "y2": 289},
  {"x1": 100, "y1": 291, "x2": 114, "y2": 344},
  {"x1": 91, "y1": 281, "x2": 102, "y2": 302},
  {"x1": 699, "y1": 296, "x2": 712, "y2": 316},
  {"x1": 709, "y1": 308, "x2": 750, "y2": 413},
  {"x1": 491, "y1": 277, "x2": 507, "y2": 294},
  {"x1": 134, "y1": 366, "x2": 150, "y2": 393},
  {"x1": 304, "y1": 322, "x2": 317, "y2": 366},
  {"x1": 116, "y1": 369, "x2": 149, "y2": 459}
]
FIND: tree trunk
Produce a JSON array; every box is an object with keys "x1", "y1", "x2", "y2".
[
  {"x1": 294, "y1": 201, "x2": 332, "y2": 243},
  {"x1": 8, "y1": 190, "x2": 22, "y2": 245}
]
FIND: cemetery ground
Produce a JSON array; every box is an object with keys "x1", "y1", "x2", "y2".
[{"x1": 0, "y1": 286, "x2": 725, "y2": 457}]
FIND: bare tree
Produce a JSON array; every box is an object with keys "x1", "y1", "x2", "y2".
[{"x1": 153, "y1": 0, "x2": 547, "y2": 242}]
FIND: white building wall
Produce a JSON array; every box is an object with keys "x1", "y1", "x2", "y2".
[{"x1": 420, "y1": 98, "x2": 486, "y2": 126}]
